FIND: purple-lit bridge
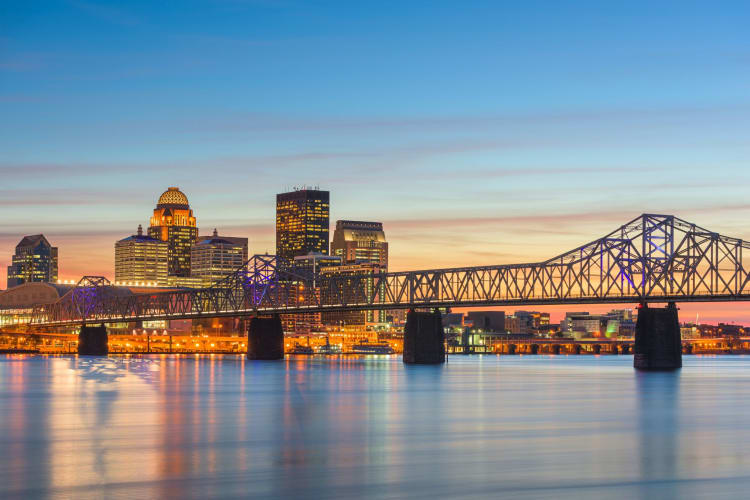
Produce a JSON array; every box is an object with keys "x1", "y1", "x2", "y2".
[{"x1": 28, "y1": 214, "x2": 750, "y2": 328}]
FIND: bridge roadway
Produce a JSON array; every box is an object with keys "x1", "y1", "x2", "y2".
[{"x1": 28, "y1": 214, "x2": 750, "y2": 327}]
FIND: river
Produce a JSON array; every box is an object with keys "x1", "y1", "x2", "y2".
[{"x1": 2, "y1": 354, "x2": 750, "y2": 499}]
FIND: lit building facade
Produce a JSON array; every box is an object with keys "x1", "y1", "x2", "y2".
[
  {"x1": 283, "y1": 252, "x2": 342, "y2": 333},
  {"x1": 276, "y1": 189, "x2": 330, "y2": 263},
  {"x1": 148, "y1": 187, "x2": 198, "y2": 278},
  {"x1": 560, "y1": 309, "x2": 635, "y2": 338},
  {"x1": 320, "y1": 262, "x2": 386, "y2": 326},
  {"x1": 331, "y1": 220, "x2": 388, "y2": 269},
  {"x1": 6, "y1": 234, "x2": 58, "y2": 288},
  {"x1": 191, "y1": 229, "x2": 248, "y2": 287},
  {"x1": 115, "y1": 225, "x2": 168, "y2": 285},
  {"x1": 196, "y1": 230, "x2": 248, "y2": 262},
  {"x1": 506, "y1": 310, "x2": 550, "y2": 333},
  {"x1": 293, "y1": 252, "x2": 342, "y2": 276}
]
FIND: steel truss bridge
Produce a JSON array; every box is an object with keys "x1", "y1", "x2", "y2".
[{"x1": 29, "y1": 214, "x2": 750, "y2": 327}]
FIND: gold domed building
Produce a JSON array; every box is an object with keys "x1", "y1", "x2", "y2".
[{"x1": 148, "y1": 187, "x2": 198, "y2": 278}]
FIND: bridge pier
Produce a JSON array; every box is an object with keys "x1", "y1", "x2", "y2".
[
  {"x1": 78, "y1": 324, "x2": 108, "y2": 355},
  {"x1": 403, "y1": 309, "x2": 445, "y2": 364},
  {"x1": 634, "y1": 302, "x2": 682, "y2": 371},
  {"x1": 247, "y1": 314, "x2": 284, "y2": 360}
]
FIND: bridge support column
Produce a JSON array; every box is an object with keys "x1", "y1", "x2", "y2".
[
  {"x1": 634, "y1": 302, "x2": 682, "y2": 371},
  {"x1": 247, "y1": 314, "x2": 284, "y2": 360},
  {"x1": 403, "y1": 309, "x2": 445, "y2": 364},
  {"x1": 78, "y1": 324, "x2": 108, "y2": 355}
]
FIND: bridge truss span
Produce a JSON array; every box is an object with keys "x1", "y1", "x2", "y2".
[{"x1": 30, "y1": 214, "x2": 750, "y2": 326}]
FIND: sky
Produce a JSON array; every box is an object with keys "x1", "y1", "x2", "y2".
[{"x1": 2, "y1": 1, "x2": 750, "y2": 323}]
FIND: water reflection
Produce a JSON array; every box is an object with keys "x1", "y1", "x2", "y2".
[{"x1": 4, "y1": 355, "x2": 750, "y2": 498}]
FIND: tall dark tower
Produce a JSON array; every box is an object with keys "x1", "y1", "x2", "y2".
[
  {"x1": 6, "y1": 234, "x2": 58, "y2": 288},
  {"x1": 147, "y1": 187, "x2": 198, "y2": 278},
  {"x1": 276, "y1": 188, "x2": 330, "y2": 263}
]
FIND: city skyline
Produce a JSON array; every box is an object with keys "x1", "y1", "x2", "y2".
[
  {"x1": 3, "y1": 2, "x2": 750, "y2": 323},
  {"x1": 5, "y1": 4, "x2": 750, "y2": 499},
  {"x1": 3, "y1": 185, "x2": 750, "y2": 326}
]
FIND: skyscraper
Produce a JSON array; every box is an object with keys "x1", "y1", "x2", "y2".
[
  {"x1": 115, "y1": 225, "x2": 168, "y2": 285},
  {"x1": 6, "y1": 234, "x2": 58, "y2": 288},
  {"x1": 330, "y1": 220, "x2": 388, "y2": 269},
  {"x1": 191, "y1": 229, "x2": 248, "y2": 287},
  {"x1": 293, "y1": 252, "x2": 341, "y2": 276},
  {"x1": 148, "y1": 187, "x2": 198, "y2": 278},
  {"x1": 196, "y1": 230, "x2": 248, "y2": 262},
  {"x1": 276, "y1": 188, "x2": 330, "y2": 263},
  {"x1": 320, "y1": 262, "x2": 386, "y2": 326}
]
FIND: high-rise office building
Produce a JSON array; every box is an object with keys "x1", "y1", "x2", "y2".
[
  {"x1": 276, "y1": 188, "x2": 330, "y2": 263},
  {"x1": 148, "y1": 187, "x2": 198, "y2": 278},
  {"x1": 115, "y1": 225, "x2": 168, "y2": 285},
  {"x1": 196, "y1": 230, "x2": 249, "y2": 262},
  {"x1": 331, "y1": 220, "x2": 388, "y2": 269},
  {"x1": 293, "y1": 252, "x2": 342, "y2": 276},
  {"x1": 191, "y1": 229, "x2": 248, "y2": 287},
  {"x1": 320, "y1": 262, "x2": 386, "y2": 326},
  {"x1": 6, "y1": 234, "x2": 58, "y2": 288}
]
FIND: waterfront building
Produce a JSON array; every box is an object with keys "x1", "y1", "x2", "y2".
[
  {"x1": 320, "y1": 262, "x2": 386, "y2": 326},
  {"x1": 561, "y1": 312, "x2": 591, "y2": 333},
  {"x1": 330, "y1": 220, "x2": 388, "y2": 268},
  {"x1": 0, "y1": 282, "x2": 74, "y2": 327},
  {"x1": 6, "y1": 234, "x2": 58, "y2": 288},
  {"x1": 505, "y1": 315, "x2": 521, "y2": 333},
  {"x1": 115, "y1": 225, "x2": 168, "y2": 285},
  {"x1": 148, "y1": 187, "x2": 198, "y2": 278},
  {"x1": 276, "y1": 188, "x2": 330, "y2": 263},
  {"x1": 504, "y1": 311, "x2": 550, "y2": 334},
  {"x1": 191, "y1": 229, "x2": 247, "y2": 287},
  {"x1": 561, "y1": 310, "x2": 635, "y2": 338},
  {"x1": 466, "y1": 311, "x2": 505, "y2": 332},
  {"x1": 442, "y1": 312, "x2": 465, "y2": 328}
]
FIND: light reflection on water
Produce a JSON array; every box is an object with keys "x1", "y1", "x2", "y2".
[{"x1": 2, "y1": 355, "x2": 750, "y2": 499}]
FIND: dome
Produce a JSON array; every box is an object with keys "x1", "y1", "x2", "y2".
[{"x1": 157, "y1": 187, "x2": 190, "y2": 208}]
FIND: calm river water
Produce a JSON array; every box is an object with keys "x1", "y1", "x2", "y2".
[{"x1": 2, "y1": 354, "x2": 750, "y2": 499}]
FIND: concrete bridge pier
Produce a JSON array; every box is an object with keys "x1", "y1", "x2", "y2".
[
  {"x1": 403, "y1": 309, "x2": 445, "y2": 364},
  {"x1": 634, "y1": 302, "x2": 682, "y2": 370},
  {"x1": 78, "y1": 324, "x2": 108, "y2": 355},
  {"x1": 247, "y1": 314, "x2": 284, "y2": 360}
]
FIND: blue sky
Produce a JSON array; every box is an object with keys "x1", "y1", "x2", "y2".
[{"x1": 2, "y1": 0, "x2": 750, "y2": 320}]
